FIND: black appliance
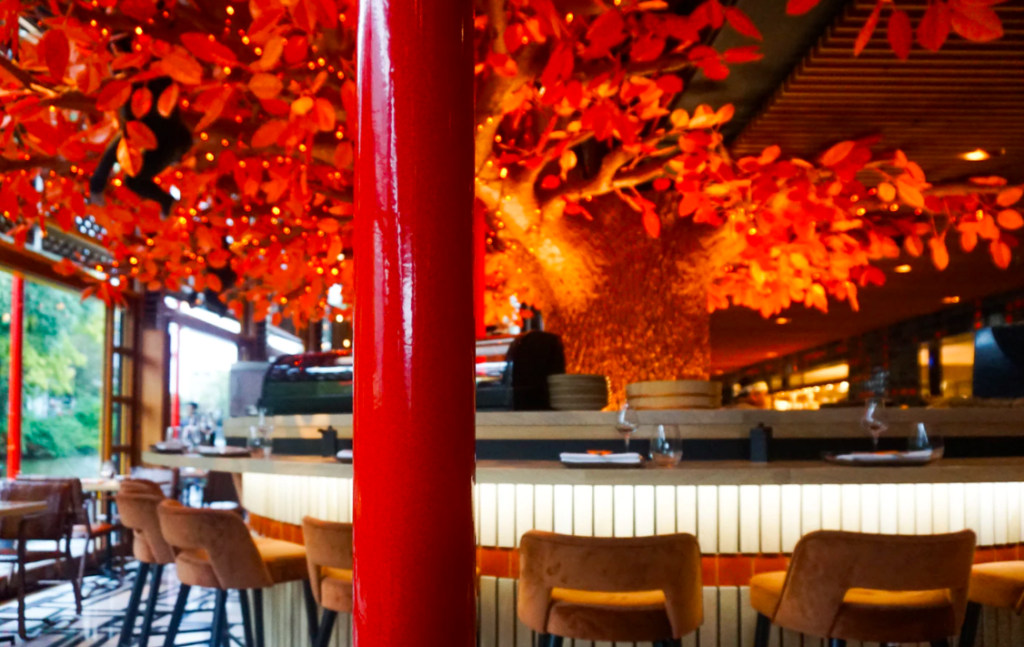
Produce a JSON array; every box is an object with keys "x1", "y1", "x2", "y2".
[{"x1": 973, "y1": 323, "x2": 1024, "y2": 399}]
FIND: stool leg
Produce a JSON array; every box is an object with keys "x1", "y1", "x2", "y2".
[
  {"x1": 163, "y1": 584, "x2": 191, "y2": 647},
  {"x1": 314, "y1": 610, "x2": 337, "y2": 647},
  {"x1": 210, "y1": 590, "x2": 228, "y2": 647},
  {"x1": 302, "y1": 580, "x2": 319, "y2": 647},
  {"x1": 138, "y1": 564, "x2": 164, "y2": 647},
  {"x1": 238, "y1": 590, "x2": 255, "y2": 647},
  {"x1": 253, "y1": 589, "x2": 265, "y2": 647},
  {"x1": 960, "y1": 601, "x2": 981, "y2": 647},
  {"x1": 537, "y1": 635, "x2": 563, "y2": 647},
  {"x1": 827, "y1": 640, "x2": 846, "y2": 647},
  {"x1": 118, "y1": 562, "x2": 150, "y2": 647},
  {"x1": 753, "y1": 613, "x2": 771, "y2": 647}
]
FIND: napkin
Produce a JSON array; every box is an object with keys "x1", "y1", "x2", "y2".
[
  {"x1": 833, "y1": 449, "x2": 934, "y2": 463},
  {"x1": 559, "y1": 452, "x2": 643, "y2": 465},
  {"x1": 336, "y1": 449, "x2": 353, "y2": 462}
]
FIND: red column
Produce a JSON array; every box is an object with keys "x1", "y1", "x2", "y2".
[
  {"x1": 353, "y1": 0, "x2": 476, "y2": 644},
  {"x1": 474, "y1": 203, "x2": 488, "y2": 340},
  {"x1": 7, "y1": 275, "x2": 24, "y2": 478}
]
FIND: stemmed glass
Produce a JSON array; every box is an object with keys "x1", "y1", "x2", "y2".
[
  {"x1": 860, "y1": 397, "x2": 889, "y2": 451},
  {"x1": 616, "y1": 403, "x2": 640, "y2": 452},
  {"x1": 650, "y1": 424, "x2": 683, "y2": 467}
]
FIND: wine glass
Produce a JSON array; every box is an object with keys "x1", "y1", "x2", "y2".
[
  {"x1": 650, "y1": 424, "x2": 683, "y2": 467},
  {"x1": 860, "y1": 397, "x2": 889, "y2": 451},
  {"x1": 616, "y1": 403, "x2": 640, "y2": 453}
]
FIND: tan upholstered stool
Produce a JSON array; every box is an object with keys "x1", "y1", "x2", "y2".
[
  {"x1": 959, "y1": 561, "x2": 1024, "y2": 647},
  {"x1": 749, "y1": 530, "x2": 976, "y2": 647},
  {"x1": 302, "y1": 517, "x2": 353, "y2": 647},
  {"x1": 115, "y1": 479, "x2": 177, "y2": 647},
  {"x1": 518, "y1": 531, "x2": 703, "y2": 646},
  {"x1": 158, "y1": 500, "x2": 318, "y2": 647}
]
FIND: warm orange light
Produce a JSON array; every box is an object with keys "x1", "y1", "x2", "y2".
[
  {"x1": 775, "y1": 317, "x2": 790, "y2": 325},
  {"x1": 942, "y1": 296, "x2": 961, "y2": 304},
  {"x1": 961, "y1": 149, "x2": 990, "y2": 162},
  {"x1": 895, "y1": 264, "x2": 912, "y2": 273}
]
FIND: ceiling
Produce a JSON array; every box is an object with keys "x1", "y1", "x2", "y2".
[{"x1": 700, "y1": 0, "x2": 1024, "y2": 373}]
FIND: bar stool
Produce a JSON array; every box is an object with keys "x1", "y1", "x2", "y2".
[
  {"x1": 748, "y1": 529, "x2": 976, "y2": 647},
  {"x1": 115, "y1": 479, "x2": 176, "y2": 647},
  {"x1": 958, "y1": 561, "x2": 1024, "y2": 647},
  {"x1": 157, "y1": 500, "x2": 317, "y2": 647},
  {"x1": 302, "y1": 517, "x2": 353, "y2": 647},
  {"x1": 518, "y1": 531, "x2": 703, "y2": 646}
]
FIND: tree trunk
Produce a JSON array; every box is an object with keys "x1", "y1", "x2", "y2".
[{"x1": 527, "y1": 198, "x2": 713, "y2": 402}]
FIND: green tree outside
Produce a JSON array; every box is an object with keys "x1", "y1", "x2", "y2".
[{"x1": 0, "y1": 272, "x2": 105, "y2": 474}]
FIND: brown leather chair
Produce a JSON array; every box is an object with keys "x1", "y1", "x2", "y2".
[
  {"x1": 0, "y1": 480, "x2": 77, "y2": 639},
  {"x1": 157, "y1": 499, "x2": 317, "y2": 647},
  {"x1": 749, "y1": 529, "x2": 976, "y2": 647},
  {"x1": 518, "y1": 531, "x2": 703, "y2": 646},
  {"x1": 302, "y1": 517, "x2": 353, "y2": 647},
  {"x1": 115, "y1": 479, "x2": 178, "y2": 647},
  {"x1": 958, "y1": 561, "x2": 1024, "y2": 647}
]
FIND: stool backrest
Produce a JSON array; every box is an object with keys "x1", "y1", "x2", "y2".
[
  {"x1": 130, "y1": 467, "x2": 179, "y2": 499},
  {"x1": 116, "y1": 483, "x2": 175, "y2": 565},
  {"x1": 773, "y1": 529, "x2": 976, "y2": 637},
  {"x1": 302, "y1": 517, "x2": 353, "y2": 605},
  {"x1": 157, "y1": 499, "x2": 272, "y2": 589},
  {"x1": 518, "y1": 530, "x2": 702, "y2": 639},
  {"x1": 0, "y1": 481, "x2": 73, "y2": 541}
]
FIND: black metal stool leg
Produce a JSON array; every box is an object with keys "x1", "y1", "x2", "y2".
[
  {"x1": 313, "y1": 610, "x2": 337, "y2": 647},
  {"x1": 163, "y1": 584, "x2": 191, "y2": 647},
  {"x1": 138, "y1": 564, "x2": 164, "y2": 646},
  {"x1": 537, "y1": 635, "x2": 563, "y2": 647},
  {"x1": 253, "y1": 589, "x2": 265, "y2": 647},
  {"x1": 210, "y1": 590, "x2": 228, "y2": 647},
  {"x1": 302, "y1": 580, "x2": 319, "y2": 647},
  {"x1": 827, "y1": 640, "x2": 846, "y2": 647},
  {"x1": 959, "y1": 601, "x2": 981, "y2": 647},
  {"x1": 118, "y1": 562, "x2": 150, "y2": 647},
  {"x1": 753, "y1": 613, "x2": 771, "y2": 647},
  {"x1": 238, "y1": 590, "x2": 255, "y2": 647}
]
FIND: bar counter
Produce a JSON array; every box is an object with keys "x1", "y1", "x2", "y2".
[{"x1": 145, "y1": 444, "x2": 1024, "y2": 647}]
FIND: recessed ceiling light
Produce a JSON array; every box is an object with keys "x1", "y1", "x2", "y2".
[
  {"x1": 776, "y1": 317, "x2": 790, "y2": 325},
  {"x1": 961, "y1": 149, "x2": 990, "y2": 162},
  {"x1": 942, "y1": 296, "x2": 961, "y2": 304},
  {"x1": 895, "y1": 264, "x2": 912, "y2": 273}
]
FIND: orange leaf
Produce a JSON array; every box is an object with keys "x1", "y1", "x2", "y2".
[
  {"x1": 254, "y1": 36, "x2": 286, "y2": 71},
  {"x1": 929, "y1": 237, "x2": 949, "y2": 271},
  {"x1": 180, "y1": 32, "x2": 238, "y2": 65},
  {"x1": 332, "y1": 141, "x2": 354, "y2": 168},
  {"x1": 116, "y1": 137, "x2": 141, "y2": 177},
  {"x1": 126, "y1": 121, "x2": 158, "y2": 150},
  {"x1": 786, "y1": 0, "x2": 820, "y2": 16},
  {"x1": 887, "y1": 9, "x2": 912, "y2": 60},
  {"x1": 161, "y1": 49, "x2": 204, "y2": 85},
  {"x1": 876, "y1": 182, "x2": 896, "y2": 202},
  {"x1": 53, "y1": 258, "x2": 78, "y2": 277},
  {"x1": 314, "y1": 98, "x2": 336, "y2": 132},
  {"x1": 642, "y1": 208, "x2": 661, "y2": 238},
  {"x1": 997, "y1": 209, "x2": 1023, "y2": 230},
  {"x1": 855, "y1": 0, "x2": 883, "y2": 56},
  {"x1": 991, "y1": 240, "x2": 1012, "y2": 269},
  {"x1": 291, "y1": 96, "x2": 315, "y2": 116},
  {"x1": 39, "y1": 29, "x2": 70, "y2": 81},
  {"x1": 194, "y1": 86, "x2": 233, "y2": 132},
  {"x1": 903, "y1": 234, "x2": 924, "y2": 257},
  {"x1": 131, "y1": 88, "x2": 152, "y2": 119},
  {"x1": 252, "y1": 120, "x2": 287, "y2": 148},
  {"x1": 96, "y1": 81, "x2": 133, "y2": 112},
  {"x1": 996, "y1": 186, "x2": 1022, "y2": 207},
  {"x1": 249, "y1": 73, "x2": 283, "y2": 100},
  {"x1": 951, "y1": 4, "x2": 1003, "y2": 42},
  {"x1": 723, "y1": 7, "x2": 761, "y2": 40},
  {"x1": 318, "y1": 218, "x2": 339, "y2": 234},
  {"x1": 821, "y1": 140, "x2": 856, "y2": 167},
  {"x1": 917, "y1": 1, "x2": 951, "y2": 51},
  {"x1": 895, "y1": 179, "x2": 925, "y2": 209},
  {"x1": 540, "y1": 175, "x2": 561, "y2": 190},
  {"x1": 157, "y1": 83, "x2": 180, "y2": 118},
  {"x1": 960, "y1": 229, "x2": 978, "y2": 253},
  {"x1": 207, "y1": 273, "x2": 223, "y2": 293}
]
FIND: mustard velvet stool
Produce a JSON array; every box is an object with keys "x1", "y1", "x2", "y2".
[
  {"x1": 748, "y1": 529, "x2": 976, "y2": 647},
  {"x1": 302, "y1": 517, "x2": 353, "y2": 647},
  {"x1": 958, "y1": 561, "x2": 1024, "y2": 647},
  {"x1": 115, "y1": 479, "x2": 178, "y2": 647},
  {"x1": 158, "y1": 500, "x2": 318, "y2": 647},
  {"x1": 517, "y1": 531, "x2": 703, "y2": 647}
]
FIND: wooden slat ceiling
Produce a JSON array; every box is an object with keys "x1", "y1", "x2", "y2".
[{"x1": 732, "y1": 0, "x2": 1024, "y2": 183}]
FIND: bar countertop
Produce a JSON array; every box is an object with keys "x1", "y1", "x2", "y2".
[{"x1": 142, "y1": 451, "x2": 1024, "y2": 486}]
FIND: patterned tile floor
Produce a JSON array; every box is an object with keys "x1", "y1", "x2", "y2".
[{"x1": 1, "y1": 565, "x2": 247, "y2": 646}]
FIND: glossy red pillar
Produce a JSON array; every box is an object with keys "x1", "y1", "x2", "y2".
[
  {"x1": 474, "y1": 203, "x2": 488, "y2": 340},
  {"x1": 6, "y1": 275, "x2": 24, "y2": 477},
  {"x1": 353, "y1": 0, "x2": 475, "y2": 643}
]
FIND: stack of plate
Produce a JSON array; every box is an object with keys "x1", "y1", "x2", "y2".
[
  {"x1": 626, "y1": 380, "x2": 722, "y2": 410},
  {"x1": 548, "y1": 374, "x2": 610, "y2": 411}
]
